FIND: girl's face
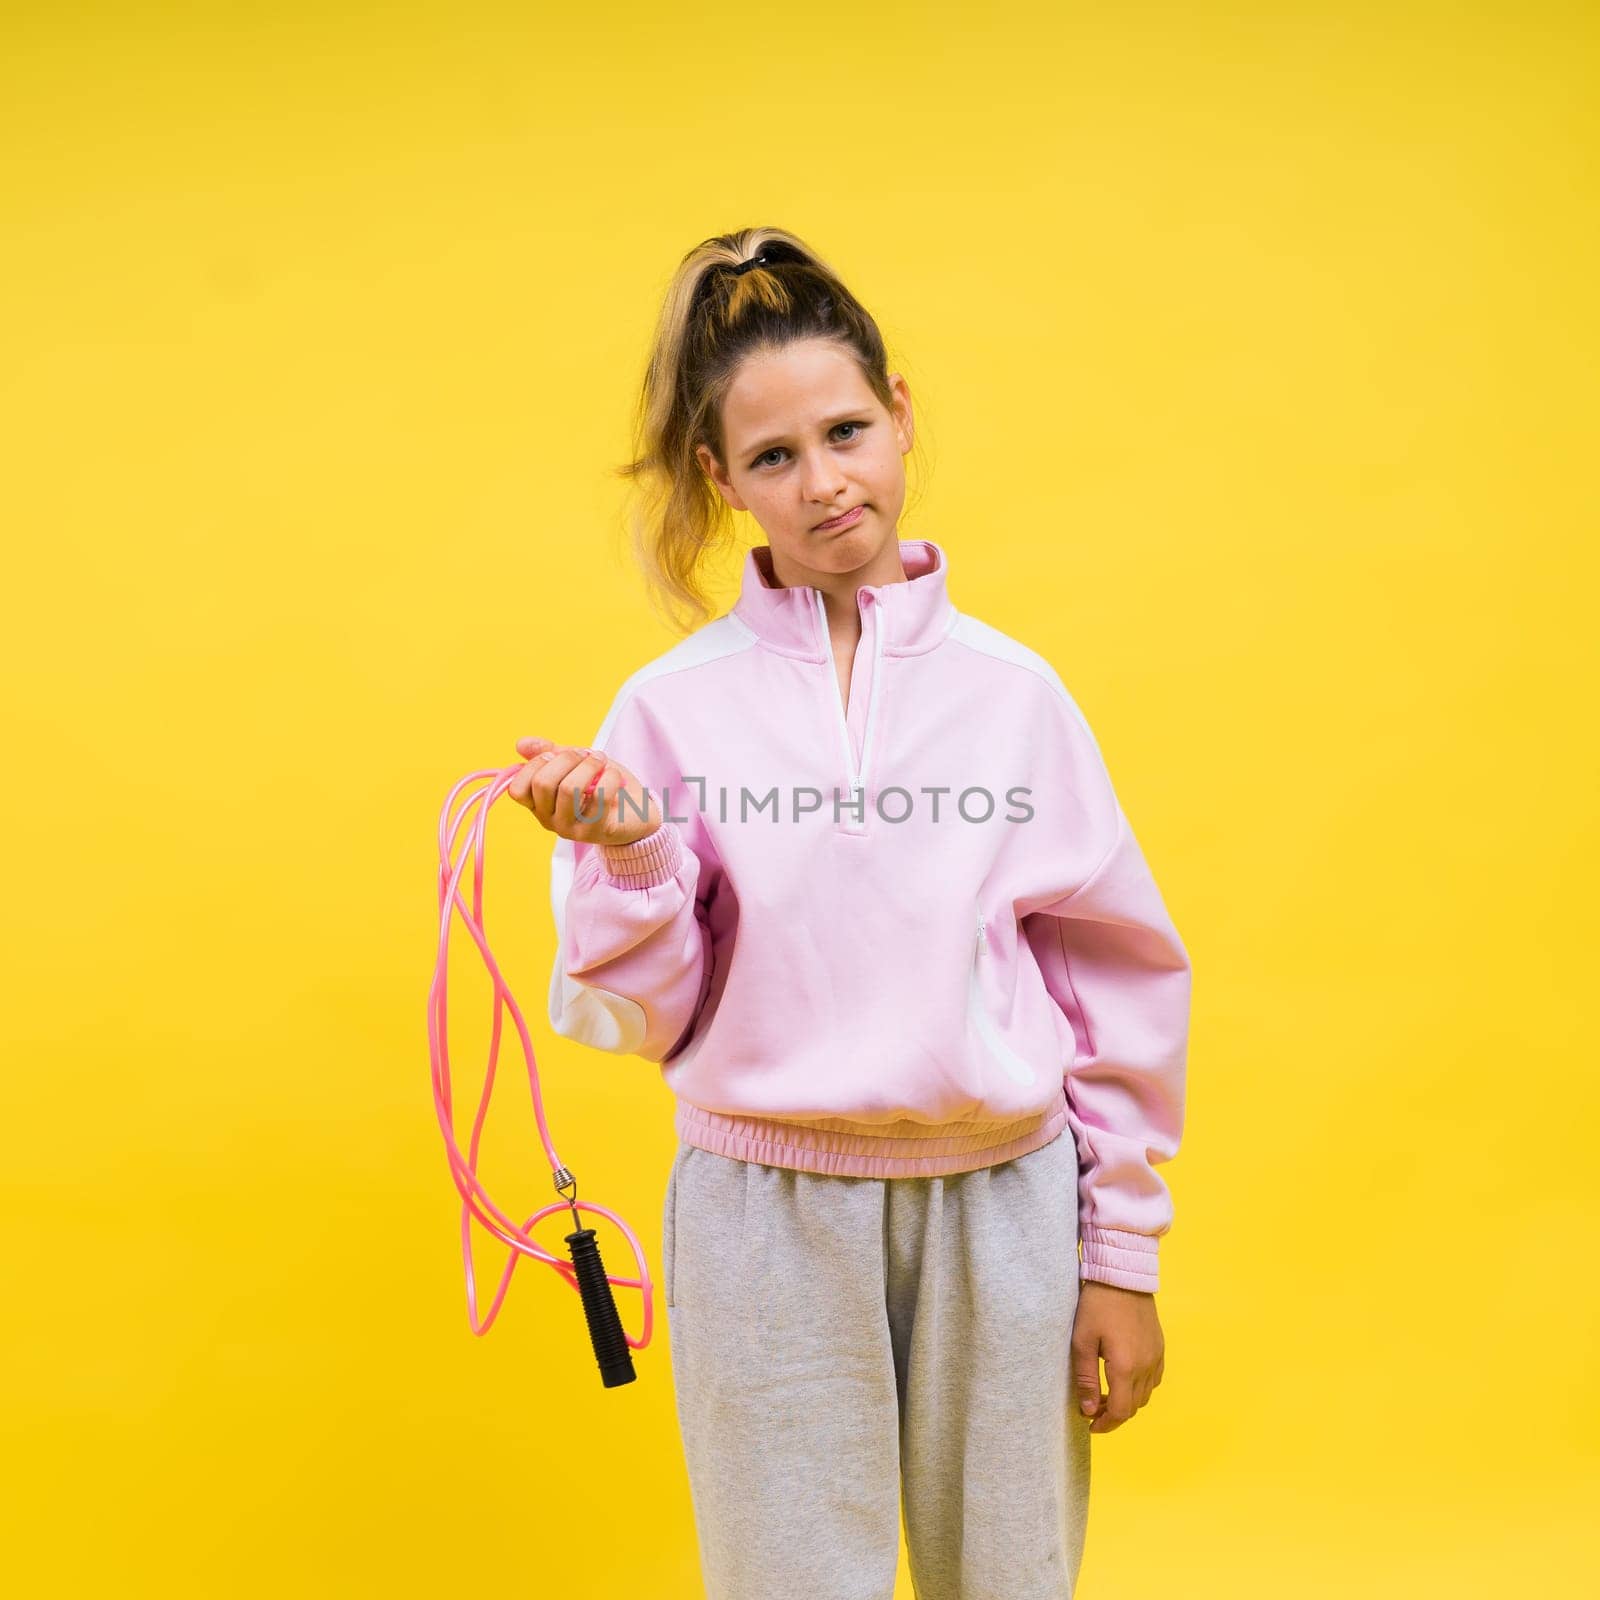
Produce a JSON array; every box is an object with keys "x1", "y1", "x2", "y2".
[{"x1": 697, "y1": 338, "x2": 914, "y2": 578}]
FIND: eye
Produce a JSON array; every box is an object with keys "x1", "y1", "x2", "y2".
[{"x1": 750, "y1": 420, "x2": 868, "y2": 470}]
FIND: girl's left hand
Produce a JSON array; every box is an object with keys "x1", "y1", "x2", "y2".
[{"x1": 1071, "y1": 1281, "x2": 1165, "y2": 1433}]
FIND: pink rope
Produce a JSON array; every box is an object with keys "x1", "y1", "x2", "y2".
[{"x1": 426, "y1": 762, "x2": 655, "y2": 1345}]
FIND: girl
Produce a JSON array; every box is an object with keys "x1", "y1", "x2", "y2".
[{"x1": 508, "y1": 227, "x2": 1191, "y2": 1600}]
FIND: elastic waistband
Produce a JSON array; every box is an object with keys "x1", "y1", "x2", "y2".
[{"x1": 673, "y1": 1090, "x2": 1070, "y2": 1179}]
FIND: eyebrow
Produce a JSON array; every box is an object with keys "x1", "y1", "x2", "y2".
[{"x1": 740, "y1": 410, "x2": 864, "y2": 459}]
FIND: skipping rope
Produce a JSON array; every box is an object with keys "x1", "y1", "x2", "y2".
[{"x1": 427, "y1": 758, "x2": 645, "y2": 1388}]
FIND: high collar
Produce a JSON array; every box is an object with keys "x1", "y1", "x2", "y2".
[{"x1": 729, "y1": 537, "x2": 958, "y2": 661}]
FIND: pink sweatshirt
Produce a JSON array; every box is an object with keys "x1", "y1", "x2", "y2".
[{"x1": 547, "y1": 538, "x2": 1191, "y2": 1293}]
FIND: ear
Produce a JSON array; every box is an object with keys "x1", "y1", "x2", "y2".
[
  {"x1": 888, "y1": 372, "x2": 915, "y2": 454},
  {"x1": 697, "y1": 441, "x2": 748, "y2": 513}
]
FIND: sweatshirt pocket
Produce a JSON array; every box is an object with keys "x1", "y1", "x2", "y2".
[{"x1": 968, "y1": 908, "x2": 1039, "y2": 1088}]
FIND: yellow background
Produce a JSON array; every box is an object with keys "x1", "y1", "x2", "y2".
[{"x1": 3, "y1": 2, "x2": 1595, "y2": 1594}]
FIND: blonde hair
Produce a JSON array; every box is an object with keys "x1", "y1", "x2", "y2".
[{"x1": 614, "y1": 226, "x2": 925, "y2": 635}]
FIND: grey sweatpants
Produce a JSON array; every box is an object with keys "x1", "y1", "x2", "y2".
[{"x1": 663, "y1": 1126, "x2": 1090, "y2": 1600}]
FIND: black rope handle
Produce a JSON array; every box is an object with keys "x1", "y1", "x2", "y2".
[{"x1": 555, "y1": 1165, "x2": 637, "y2": 1388}]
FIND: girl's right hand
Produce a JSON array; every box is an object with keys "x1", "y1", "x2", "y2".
[{"x1": 507, "y1": 736, "x2": 663, "y2": 848}]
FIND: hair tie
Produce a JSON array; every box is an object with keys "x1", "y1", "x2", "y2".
[{"x1": 730, "y1": 254, "x2": 767, "y2": 276}]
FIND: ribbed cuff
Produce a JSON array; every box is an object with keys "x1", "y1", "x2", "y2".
[
  {"x1": 596, "y1": 821, "x2": 682, "y2": 888},
  {"x1": 1080, "y1": 1225, "x2": 1160, "y2": 1294}
]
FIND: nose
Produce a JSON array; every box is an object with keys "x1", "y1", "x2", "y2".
[{"x1": 799, "y1": 448, "x2": 850, "y2": 507}]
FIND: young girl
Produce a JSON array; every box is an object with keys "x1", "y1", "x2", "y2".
[{"x1": 508, "y1": 227, "x2": 1191, "y2": 1600}]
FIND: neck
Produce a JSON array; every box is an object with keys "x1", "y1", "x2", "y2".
[{"x1": 764, "y1": 537, "x2": 908, "y2": 639}]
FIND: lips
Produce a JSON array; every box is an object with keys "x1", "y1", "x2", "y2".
[{"x1": 814, "y1": 504, "x2": 865, "y2": 532}]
